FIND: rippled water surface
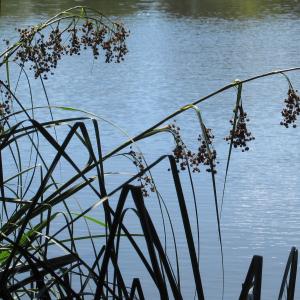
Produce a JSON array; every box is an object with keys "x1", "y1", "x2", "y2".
[{"x1": 1, "y1": 0, "x2": 300, "y2": 299}]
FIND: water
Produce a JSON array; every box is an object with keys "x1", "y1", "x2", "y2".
[{"x1": 1, "y1": 0, "x2": 300, "y2": 299}]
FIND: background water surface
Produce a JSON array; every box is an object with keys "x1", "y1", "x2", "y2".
[{"x1": 1, "y1": 0, "x2": 300, "y2": 299}]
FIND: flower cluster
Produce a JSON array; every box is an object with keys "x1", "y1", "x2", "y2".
[
  {"x1": 0, "y1": 83, "x2": 12, "y2": 116},
  {"x1": 224, "y1": 105, "x2": 254, "y2": 152},
  {"x1": 280, "y1": 88, "x2": 300, "y2": 128},
  {"x1": 0, "y1": 83, "x2": 12, "y2": 132},
  {"x1": 129, "y1": 149, "x2": 155, "y2": 197},
  {"x1": 169, "y1": 122, "x2": 217, "y2": 173},
  {"x1": 2, "y1": 39, "x2": 9, "y2": 46},
  {"x1": 13, "y1": 20, "x2": 129, "y2": 79}
]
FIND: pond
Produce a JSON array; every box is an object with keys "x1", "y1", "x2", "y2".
[{"x1": 1, "y1": 0, "x2": 300, "y2": 299}]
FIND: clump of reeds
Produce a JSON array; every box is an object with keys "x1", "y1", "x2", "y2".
[{"x1": 0, "y1": 6, "x2": 299, "y2": 299}]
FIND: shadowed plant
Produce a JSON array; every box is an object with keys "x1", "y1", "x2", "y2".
[{"x1": 0, "y1": 6, "x2": 299, "y2": 300}]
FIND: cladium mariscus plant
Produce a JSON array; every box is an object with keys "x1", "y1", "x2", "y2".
[{"x1": 0, "y1": 5, "x2": 299, "y2": 299}]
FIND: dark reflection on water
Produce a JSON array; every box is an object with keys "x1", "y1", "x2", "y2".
[
  {"x1": 1, "y1": 0, "x2": 141, "y2": 17},
  {"x1": 161, "y1": 0, "x2": 300, "y2": 18},
  {"x1": 1, "y1": 0, "x2": 300, "y2": 18}
]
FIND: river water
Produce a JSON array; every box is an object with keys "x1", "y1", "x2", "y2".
[{"x1": 1, "y1": 0, "x2": 300, "y2": 299}]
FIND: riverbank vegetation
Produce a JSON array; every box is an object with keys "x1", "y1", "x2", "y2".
[{"x1": 0, "y1": 6, "x2": 298, "y2": 299}]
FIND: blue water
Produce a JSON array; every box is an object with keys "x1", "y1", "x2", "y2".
[{"x1": 1, "y1": 1, "x2": 300, "y2": 298}]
